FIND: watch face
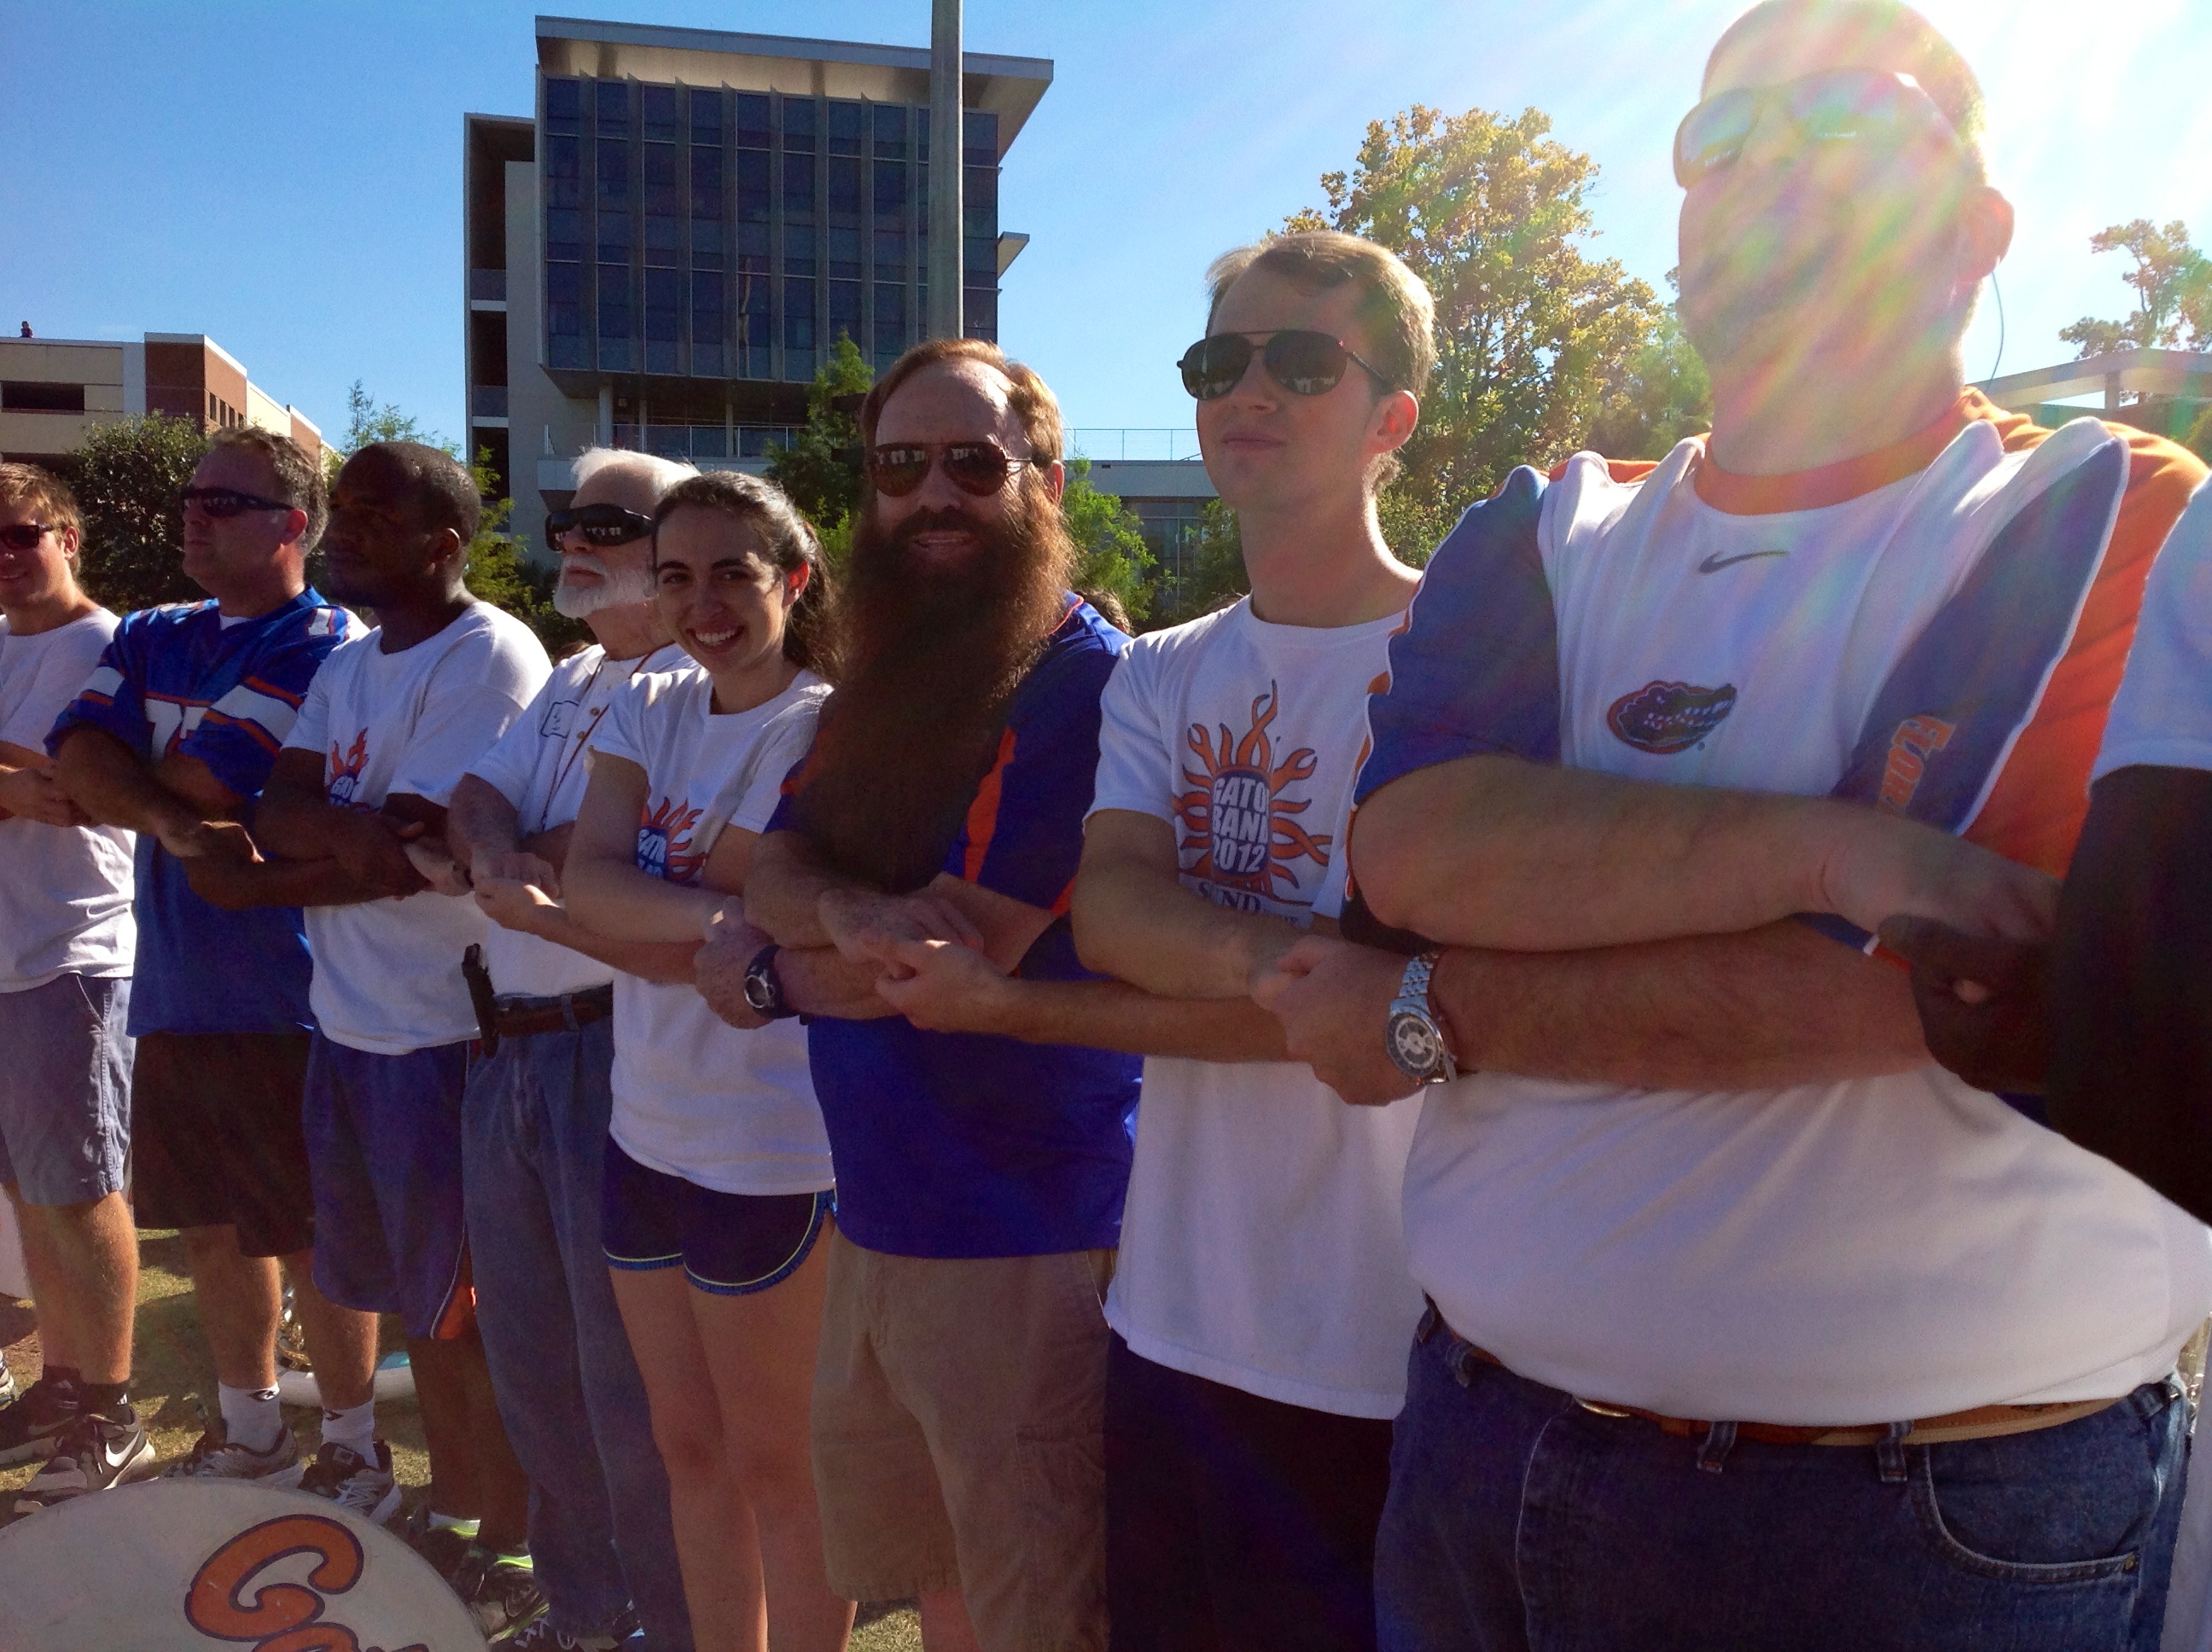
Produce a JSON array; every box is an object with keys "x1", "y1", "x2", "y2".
[
  {"x1": 742, "y1": 970, "x2": 776, "y2": 1012},
  {"x1": 1388, "y1": 1009, "x2": 1442, "y2": 1079}
]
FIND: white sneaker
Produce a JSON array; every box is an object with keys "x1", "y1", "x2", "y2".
[
  {"x1": 166, "y1": 1419, "x2": 305, "y2": 1485},
  {"x1": 293, "y1": 1438, "x2": 401, "y2": 1526},
  {"x1": 15, "y1": 1406, "x2": 156, "y2": 1512}
]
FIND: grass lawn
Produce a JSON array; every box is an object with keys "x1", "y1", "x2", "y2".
[{"x1": 0, "y1": 1231, "x2": 923, "y2": 1647}]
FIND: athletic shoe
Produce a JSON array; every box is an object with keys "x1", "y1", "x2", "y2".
[
  {"x1": 0, "y1": 1361, "x2": 16, "y2": 1405},
  {"x1": 451, "y1": 1544, "x2": 548, "y2": 1641},
  {"x1": 294, "y1": 1438, "x2": 402, "y2": 1526},
  {"x1": 0, "y1": 1374, "x2": 78, "y2": 1467},
  {"x1": 14, "y1": 1405, "x2": 156, "y2": 1512},
  {"x1": 165, "y1": 1419, "x2": 304, "y2": 1485},
  {"x1": 503, "y1": 1614, "x2": 637, "y2": 1651},
  {"x1": 399, "y1": 1502, "x2": 480, "y2": 1579}
]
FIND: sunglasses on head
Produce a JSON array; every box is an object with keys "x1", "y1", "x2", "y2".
[
  {"x1": 1674, "y1": 68, "x2": 1958, "y2": 190},
  {"x1": 0, "y1": 522, "x2": 58, "y2": 552},
  {"x1": 866, "y1": 441, "x2": 1034, "y2": 498},
  {"x1": 546, "y1": 503, "x2": 656, "y2": 551},
  {"x1": 178, "y1": 486, "x2": 295, "y2": 519},
  {"x1": 1178, "y1": 329, "x2": 1394, "y2": 402}
]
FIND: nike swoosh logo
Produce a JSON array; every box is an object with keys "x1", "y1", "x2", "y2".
[{"x1": 1697, "y1": 550, "x2": 1790, "y2": 573}]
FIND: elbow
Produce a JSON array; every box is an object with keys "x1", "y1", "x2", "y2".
[
  {"x1": 1347, "y1": 794, "x2": 1427, "y2": 934},
  {"x1": 1068, "y1": 874, "x2": 1126, "y2": 979}
]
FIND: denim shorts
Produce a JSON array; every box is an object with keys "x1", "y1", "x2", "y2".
[
  {"x1": 0, "y1": 974, "x2": 132, "y2": 1206},
  {"x1": 600, "y1": 1135, "x2": 830, "y2": 1296}
]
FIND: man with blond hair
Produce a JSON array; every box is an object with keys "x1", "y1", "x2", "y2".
[{"x1": 1259, "y1": 3, "x2": 2210, "y2": 1645}]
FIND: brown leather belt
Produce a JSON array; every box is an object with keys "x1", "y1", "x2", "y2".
[
  {"x1": 1453, "y1": 1338, "x2": 2121, "y2": 1448},
  {"x1": 490, "y1": 985, "x2": 614, "y2": 1039}
]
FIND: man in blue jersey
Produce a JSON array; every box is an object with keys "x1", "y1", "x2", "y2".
[
  {"x1": 46, "y1": 427, "x2": 382, "y2": 1505},
  {"x1": 735, "y1": 339, "x2": 1143, "y2": 1652}
]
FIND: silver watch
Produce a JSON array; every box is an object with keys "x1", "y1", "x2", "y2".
[{"x1": 1385, "y1": 950, "x2": 1458, "y2": 1084}]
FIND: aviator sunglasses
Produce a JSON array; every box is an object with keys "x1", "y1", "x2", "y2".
[
  {"x1": 867, "y1": 440, "x2": 1035, "y2": 498},
  {"x1": 545, "y1": 503, "x2": 656, "y2": 551},
  {"x1": 1178, "y1": 329, "x2": 1394, "y2": 402},
  {"x1": 0, "y1": 522, "x2": 59, "y2": 551},
  {"x1": 1673, "y1": 68, "x2": 1959, "y2": 189},
  {"x1": 178, "y1": 485, "x2": 297, "y2": 519}
]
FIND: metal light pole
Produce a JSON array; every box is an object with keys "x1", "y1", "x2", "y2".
[{"x1": 927, "y1": 0, "x2": 963, "y2": 340}]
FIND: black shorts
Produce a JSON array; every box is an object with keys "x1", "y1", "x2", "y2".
[
  {"x1": 131, "y1": 1030, "x2": 316, "y2": 1258},
  {"x1": 600, "y1": 1136, "x2": 830, "y2": 1296}
]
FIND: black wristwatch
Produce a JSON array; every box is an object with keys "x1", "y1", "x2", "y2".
[
  {"x1": 1385, "y1": 950, "x2": 1458, "y2": 1085},
  {"x1": 742, "y1": 943, "x2": 798, "y2": 1021}
]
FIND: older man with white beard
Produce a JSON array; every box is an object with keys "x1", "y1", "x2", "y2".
[{"x1": 439, "y1": 447, "x2": 700, "y2": 1650}]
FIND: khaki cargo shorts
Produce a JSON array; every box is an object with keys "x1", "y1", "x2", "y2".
[{"x1": 811, "y1": 1229, "x2": 1114, "y2": 1651}]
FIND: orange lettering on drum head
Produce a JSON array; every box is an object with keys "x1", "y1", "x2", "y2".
[{"x1": 184, "y1": 1514, "x2": 364, "y2": 1643}]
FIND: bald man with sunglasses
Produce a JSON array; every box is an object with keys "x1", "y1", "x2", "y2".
[{"x1": 1252, "y1": 3, "x2": 2210, "y2": 1648}]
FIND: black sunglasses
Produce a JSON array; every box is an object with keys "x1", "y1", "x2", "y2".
[
  {"x1": 1674, "y1": 68, "x2": 1958, "y2": 190},
  {"x1": 0, "y1": 522, "x2": 59, "y2": 552},
  {"x1": 867, "y1": 441, "x2": 1035, "y2": 499},
  {"x1": 1177, "y1": 329, "x2": 1394, "y2": 402},
  {"x1": 178, "y1": 486, "x2": 296, "y2": 519},
  {"x1": 546, "y1": 503, "x2": 656, "y2": 550}
]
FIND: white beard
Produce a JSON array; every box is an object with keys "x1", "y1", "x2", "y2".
[{"x1": 552, "y1": 556, "x2": 658, "y2": 619}]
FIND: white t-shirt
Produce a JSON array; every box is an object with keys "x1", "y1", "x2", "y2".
[
  {"x1": 465, "y1": 641, "x2": 689, "y2": 999},
  {"x1": 1089, "y1": 599, "x2": 1425, "y2": 1419},
  {"x1": 2096, "y1": 476, "x2": 2212, "y2": 780},
  {"x1": 1375, "y1": 417, "x2": 2212, "y2": 1425},
  {"x1": 285, "y1": 603, "x2": 550, "y2": 1053},
  {"x1": 589, "y1": 665, "x2": 833, "y2": 1196},
  {"x1": 0, "y1": 610, "x2": 135, "y2": 990}
]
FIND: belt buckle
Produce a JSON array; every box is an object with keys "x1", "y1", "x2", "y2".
[{"x1": 1575, "y1": 1397, "x2": 1635, "y2": 1419}]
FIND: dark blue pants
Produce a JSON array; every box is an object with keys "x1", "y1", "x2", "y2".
[
  {"x1": 1105, "y1": 1333, "x2": 1394, "y2": 1650},
  {"x1": 1378, "y1": 1309, "x2": 2190, "y2": 1652},
  {"x1": 463, "y1": 1015, "x2": 693, "y2": 1651}
]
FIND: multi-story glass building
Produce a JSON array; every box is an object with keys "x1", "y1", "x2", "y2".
[{"x1": 466, "y1": 16, "x2": 1051, "y2": 558}]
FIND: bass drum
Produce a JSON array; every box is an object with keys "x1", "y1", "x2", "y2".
[{"x1": 0, "y1": 1477, "x2": 481, "y2": 1649}]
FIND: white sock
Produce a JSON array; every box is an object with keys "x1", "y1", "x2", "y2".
[
  {"x1": 218, "y1": 1383, "x2": 282, "y2": 1454},
  {"x1": 319, "y1": 1398, "x2": 376, "y2": 1460}
]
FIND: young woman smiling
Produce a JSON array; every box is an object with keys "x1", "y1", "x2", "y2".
[{"x1": 562, "y1": 473, "x2": 849, "y2": 1652}]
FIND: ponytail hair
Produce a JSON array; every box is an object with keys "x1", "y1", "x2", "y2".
[{"x1": 650, "y1": 472, "x2": 841, "y2": 682}]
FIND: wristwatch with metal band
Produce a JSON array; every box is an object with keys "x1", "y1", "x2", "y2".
[
  {"x1": 1385, "y1": 950, "x2": 1458, "y2": 1084},
  {"x1": 742, "y1": 943, "x2": 798, "y2": 1021}
]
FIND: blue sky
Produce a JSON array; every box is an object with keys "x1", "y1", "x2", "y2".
[{"x1": 6, "y1": 1, "x2": 2207, "y2": 450}]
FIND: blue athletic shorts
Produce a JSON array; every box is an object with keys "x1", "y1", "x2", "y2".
[
  {"x1": 303, "y1": 1032, "x2": 473, "y2": 1339},
  {"x1": 0, "y1": 974, "x2": 131, "y2": 1207},
  {"x1": 601, "y1": 1137, "x2": 830, "y2": 1296}
]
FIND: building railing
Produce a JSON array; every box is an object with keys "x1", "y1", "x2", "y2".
[
  {"x1": 1067, "y1": 428, "x2": 1202, "y2": 462},
  {"x1": 469, "y1": 269, "x2": 508, "y2": 303},
  {"x1": 601, "y1": 423, "x2": 801, "y2": 461}
]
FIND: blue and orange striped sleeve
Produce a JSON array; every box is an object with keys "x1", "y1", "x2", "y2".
[
  {"x1": 46, "y1": 611, "x2": 151, "y2": 759},
  {"x1": 179, "y1": 619, "x2": 346, "y2": 801}
]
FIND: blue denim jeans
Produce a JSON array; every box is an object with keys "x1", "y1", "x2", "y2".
[
  {"x1": 1377, "y1": 1308, "x2": 2189, "y2": 1652},
  {"x1": 463, "y1": 1012, "x2": 693, "y2": 1651}
]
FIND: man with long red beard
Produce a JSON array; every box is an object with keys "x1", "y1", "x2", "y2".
[{"x1": 721, "y1": 338, "x2": 1277, "y2": 1652}]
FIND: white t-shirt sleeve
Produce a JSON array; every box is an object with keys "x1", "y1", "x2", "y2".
[
  {"x1": 719, "y1": 696, "x2": 822, "y2": 834},
  {"x1": 0, "y1": 615, "x2": 113, "y2": 749},
  {"x1": 590, "y1": 673, "x2": 655, "y2": 772},
  {"x1": 2095, "y1": 478, "x2": 2212, "y2": 782},
  {"x1": 389, "y1": 620, "x2": 551, "y2": 804},
  {"x1": 468, "y1": 672, "x2": 560, "y2": 806},
  {"x1": 282, "y1": 661, "x2": 335, "y2": 758},
  {"x1": 1087, "y1": 643, "x2": 1173, "y2": 823}
]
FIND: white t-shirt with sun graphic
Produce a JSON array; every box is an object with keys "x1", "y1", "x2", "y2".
[
  {"x1": 1089, "y1": 598, "x2": 1426, "y2": 1418},
  {"x1": 590, "y1": 663, "x2": 833, "y2": 1197}
]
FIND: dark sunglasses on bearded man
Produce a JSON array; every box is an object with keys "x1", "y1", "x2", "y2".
[
  {"x1": 545, "y1": 503, "x2": 657, "y2": 553},
  {"x1": 865, "y1": 440, "x2": 1039, "y2": 499}
]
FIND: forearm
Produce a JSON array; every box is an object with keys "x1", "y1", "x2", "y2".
[
  {"x1": 1353, "y1": 755, "x2": 1870, "y2": 951},
  {"x1": 54, "y1": 727, "x2": 208, "y2": 836},
  {"x1": 564, "y1": 855, "x2": 721, "y2": 942},
  {"x1": 1072, "y1": 857, "x2": 1299, "y2": 1000},
  {"x1": 445, "y1": 775, "x2": 522, "y2": 868},
  {"x1": 777, "y1": 945, "x2": 900, "y2": 1020},
  {"x1": 989, "y1": 981, "x2": 1286, "y2": 1060},
  {"x1": 526, "y1": 909, "x2": 701, "y2": 985},
  {"x1": 743, "y1": 832, "x2": 848, "y2": 947},
  {"x1": 1438, "y1": 919, "x2": 1928, "y2": 1090},
  {"x1": 187, "y1": 855, "x2": 387, "y2": 912}
]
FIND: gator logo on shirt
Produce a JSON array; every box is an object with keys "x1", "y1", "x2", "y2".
[
  {"x1": 1606, "y1": 681, "x2": 1738, "y2": 755},
  {"x1": 636, "y1": 796, "x2": 707, "y2": 886},
  {"x1": 1173, "y1": 682, "x2": 1331, "y2": 906},
  {"x1": 1878, "y1": 714, "x2": 1954, "y2": 814},
  {"x1": 326, "y1": 730, "x2": 370, "y2": 807}
]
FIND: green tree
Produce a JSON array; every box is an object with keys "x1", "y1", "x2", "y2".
[
  {"x1": 1062, "y1": 458, "x2": 1156, "y2": 627},
  {"x1": 459, "y1": 448, "x2": 591, "y2": 658},
  {"x1": 325, "y1": 381, "x2": 449, "y2": 482},
  {"x1": 1587, "y1": 300, "x2": 1711, "y2": 460},
  {"x1": 2060, "y1": 220, "x2": 2212, "y2": 358},
  {"x1": 1147, "y1": 500, "x2": 1249, "y2": 629},
  {"x1": 65, "y1": 413, "x2": 209, "y2": 612},
  {"x1": 1289, "y1": 103, "x2": 1661, "y2": 559},
  {"x1": 2186, "y1": 403, "x2": 2212, "y2": 468},
  {"x1": 768, "y1": 332, "x2": 874, "y2": 551}
]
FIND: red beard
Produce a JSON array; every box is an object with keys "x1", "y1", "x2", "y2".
[{"x1": 791, "y1": 479, "x2": 1074, "y2": 892}]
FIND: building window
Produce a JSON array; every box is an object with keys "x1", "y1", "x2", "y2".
[
  {"x1": 963, "y1": 110, "x2": 999, "y2": 166},
  {"x1": 642, "y1": 84, "x2": 678, "y2": 142},
  {"x1": 595, "y1": 79, "x2": 629, "y2": 134},
  {"x1": 736, "y1": 151, "x2": 770, "y2": 223},
  {"x1": 829, "y1": 281, "x2": 861, "y2": 353},
  {"x1": 783, "y1": 152, "x2": 815, "y2": 218},
  {"x1": 644, "y1": 266, "x2": 679, "y2": 374},
  {"x1": 544, "y1": 77, "x2": 581, "y2": 131},
  {"x1": 735, "y1": 93, "x2": 771, "y2": 148},
  {"x1": 781, "y1": 96, "x2": 816, "y2": 153},
  {"x1": 643, "y1": 143, "x2": 679, "y2": 217},
  {"x1": 964, "y1": 287, "x2": 998, "y2": 343},
  {"x1": 599, "y1": 265, "x2": 634, "y2": 341},
  {"x1": 828, "y1": 225, "x2": 862, "y2": 281},
  {"x1": 544, "y1": 134, "x2": 582, "y2": 259},
  {"x1": 829, "y1": 155, "x2": 861, "y2": 217},
  {"x1": 690, "y1": 88, "x2": 722, "y2": 143},
  {"x1": 690, "y1": 146, "x2": 723, "y2": 219},
  {"x1": 693, "y1": 269, "x2": 725, "y2": 377},
  {"x1": 874, "y1": 226, "x2": 905, "y2": 277},
  {"x1": 738, "y1": 275, "x2": 771, "y2": 375},
  {"x1": 872, "y1": 160, "x2": 907, "y2": 220},
  {"x1": 547, "y1": 261, "x2": 585, "y2": 366},
  {"x1": 828, "y1": 100, "x2": 864, "y2": 156},
  {"x1": 873, "y1": 103, "x2": 907, "y2": 159},
  {"x1": 784, "y1": 278, "x2": 817, "y2": 375},
  {"x1": 3, "y1": 380, "x2": 88, "y2": 412},
  {"x1": 783, "y1": 223, "x2": 816, "y2": 278},
  {"x1": 737, "y1": 222, "x2": 769, "y2": 274}
]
